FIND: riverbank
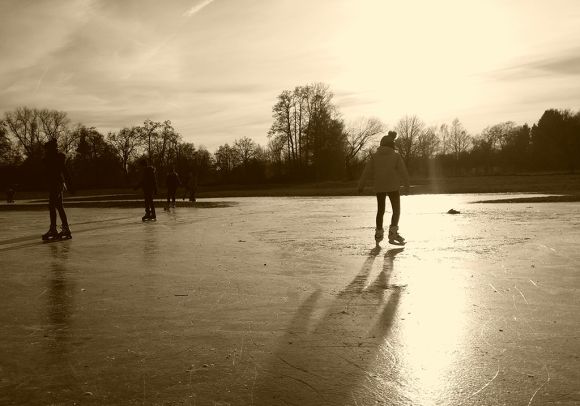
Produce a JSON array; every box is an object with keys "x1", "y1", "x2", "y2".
[{"x1": 4, "y1": 173, "x2": 580, "y2": 201}]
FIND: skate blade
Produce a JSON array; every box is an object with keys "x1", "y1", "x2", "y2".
[
  {"x1": 42, "y1": 236, "x2": 70, "y2": 243},
  {"x1": 388, "y1": 240, "x2": 406, "y2": 246}
]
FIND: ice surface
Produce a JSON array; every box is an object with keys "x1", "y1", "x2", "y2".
[{"x1": 0, "y1": 195, "x2": 578, "y2": 405}]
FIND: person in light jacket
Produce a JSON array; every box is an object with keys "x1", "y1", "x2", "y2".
[{"x1": 358, "y1": 131, "x2": 410, "y2": 245}]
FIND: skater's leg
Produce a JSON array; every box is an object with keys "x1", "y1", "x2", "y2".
[
  {"x1": 149, "y1": 194, "x2": 156, "y2": 218},
  {"x1": 144, "y1": 193, "x2": 152, "y2": 216},
  {"x1": 387, "y1": 191, "x2": 400, "y2": 226},
  {"x1": 376, "y1": 192, "x2": 387, "y2": 229},
  {"x1": 48, "y1": 190, "x2": 58, "y2": 227},
  {"x1": 387, "y1": 191, "x2": 405, "y2": 244},
  {"x1": 54, "y1": 189, "x2": 69, "y2": 227}
]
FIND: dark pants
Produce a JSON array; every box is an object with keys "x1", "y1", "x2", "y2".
[
  {"x1": 376, "y1": 191, "x2": 400, "y2": 229},
  {"x1": 167, "y1": 187, "x2": 177, "y2": 204},
  {"x1": 48, "y1": 187, "x2": 68, "y2": 227},
  {"x1": 144, "y1": 192, "x2": 156, "y2": 216}
]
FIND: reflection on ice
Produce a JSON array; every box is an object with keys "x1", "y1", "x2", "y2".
[{"x1": 0, "y1": 194, "x2": 578, "y2": 405}]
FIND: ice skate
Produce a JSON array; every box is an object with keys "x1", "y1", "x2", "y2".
[
  {"x1": 374, "y1": 227, "x2": 384, "y2": 243},
  {"x1": 42, "y1": 226, "x2": 60, "y2": 241},
  {"x1": 58, "y1": 224, "x2": 72, "y2": 240},
  {"x1": 142, "y1": 212, "x2": 151, "y2": 221},
  {"x1": 388, "y1": 225, "x2": 406, "y2": 246}
]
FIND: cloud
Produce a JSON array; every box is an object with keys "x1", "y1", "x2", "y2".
[
  {"x1": 184, "y1": 0, "x2": 216, "y2": 17},
  {"x1": 491, "y1": 47, "x2": 580, "y2": 80}
]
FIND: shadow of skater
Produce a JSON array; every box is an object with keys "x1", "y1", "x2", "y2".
[
  {"x1": 42, "y1": 243, "x2": 79, "y2": 399},
  {"x1": 253, "y1": 246, "x2": 408, "y2": 405}
]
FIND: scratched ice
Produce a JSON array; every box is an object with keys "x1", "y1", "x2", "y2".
[{"x1": 0, "y1": 194, "x2": 578, "y2": 405}]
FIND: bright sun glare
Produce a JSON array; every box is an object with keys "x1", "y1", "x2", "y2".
[{"x1": 332, "y1": 0, "x2": 518, "y2": 123}]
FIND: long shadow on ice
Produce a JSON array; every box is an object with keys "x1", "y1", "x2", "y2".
[{"x1": 254, "y1": 246, "x2": 407, "y2": 405}]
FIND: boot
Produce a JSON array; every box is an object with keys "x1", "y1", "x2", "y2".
[
  {"x1": 374, "y1": 227, "x2": 384, "y2": 242},
  {"x1": 42, "y1": 226, "x2": 59, "y2": 240},
  {"x1": 59, "y1": 224, "x2": 72, "y2": 239},
  {"x1": 388, "y1": 225, "x2": 405, "y2": 245}
]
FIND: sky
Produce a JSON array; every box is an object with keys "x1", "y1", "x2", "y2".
[{"x1": 1, "y1": 0, "x2": 579, "y2": 151}]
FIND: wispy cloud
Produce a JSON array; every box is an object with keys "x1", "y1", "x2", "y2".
[
  {"x1": 491, "y1": 47, "x2": 580, "y2": 80},
  {"x1": 184, "y1": 0, "x2": 216, "y2": 18}
]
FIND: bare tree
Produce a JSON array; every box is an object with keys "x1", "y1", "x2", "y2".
[
  {"x1": 344, "y1": 117, "x2": 385, "y2": 168},
  {"x1": 107, "y1": 127, "x2": 142, "y2": 176},
  {"x1": 0, "y1": 122, "x2": 21, "y2": 164},
  {"x1": 233, "y1": 136, "x2": 259, "y2": 169},
  {"x1": 3, "y1": 107, "x2": 42, "y2": 157},
  {"x1": 416, "y1": 126, "x2": 440, "y2": 160},
  {"x1": 137, "y1": 119, "x2": 162, "y2": 159},
  {"x1": 438, "y1": 123, "x2": 450, "y2": 155},
  {"x1": 269, "y1": 83, "x2": 340, "y2": 170},
  {"x1": 214, "y1": 144, "x2": 236, "y2": 174},
  {"x1": 448, "y1": 118, "x2": 471, "y2": 160},
  {"x1": 395, "y1": 115, "x2": 425, "y2": 163},
  {"x1": 151, "y1": 120, "x2": 180, "y2": 168},
  {"x1": 38, "y1": 109, "x2": 69, "y2": 140}
]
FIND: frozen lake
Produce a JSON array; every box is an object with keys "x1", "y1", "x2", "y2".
[{"x1": 1, "y1": 194, "x2": 579, "y2": 405}]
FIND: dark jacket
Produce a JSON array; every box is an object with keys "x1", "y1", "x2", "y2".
[
  {"x1": 166, "y1": 171, "x2": 181, "y2": 190},
  {"x1": 358, "y1": 146, "x2": 409, "y2": 193},
  {"x1": 43, "y1": 152, "x2": 71, "y2": 190},
  {"x1": 139, "y1": 166, "x2": 158, "y2": 194}
]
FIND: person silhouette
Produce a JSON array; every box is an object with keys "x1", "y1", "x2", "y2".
[
  {"x1": 41, "y1": 139, "x2": 72, "y2": 240},
  {"x1": 186, "y1": 171, "x2": 198, "y2": 202},
  {"x1": 165, "y1": 166, "x2": 181, "y2": 209},
  {"x1": 358, "y1": 131, "x2": 410, "y2": 245},
  {"x1": 137, "y1": 159, "x2": 158, "y2": 221},
  {"x1": 6, "y1": 186, "x2": 15, "y2": 203}
]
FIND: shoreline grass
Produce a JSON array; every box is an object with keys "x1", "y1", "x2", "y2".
[{"x1": 3, "y1": 173, "x2": 580, "y2": 203}]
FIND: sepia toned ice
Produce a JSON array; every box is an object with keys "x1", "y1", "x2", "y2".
[{"x1": 0, "y1": 195, "x2": 578, "y2": 405}]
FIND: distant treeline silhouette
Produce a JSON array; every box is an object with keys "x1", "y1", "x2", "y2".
[{"x1": 1, "y1": 83, "x2": 579, "y2": 191}]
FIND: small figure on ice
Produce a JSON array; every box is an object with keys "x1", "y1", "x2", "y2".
[
  {"x1": 184, "y1": 171, "x2": 198, "y2": 203},
  {"x1": 358, "y1": 131, "x2": 410, "y2": 245},
  {"x1": 6, "y1": 186, "x2": 15, "y2": 203},
  {"x1": 165, "y1": 166, "x2": 181, "y2": 210},
  {"x1": 41, "y1": 139, "x2": 73, "y2": 241},
  {"x1": 136, "y1": 159, "x2": 158, "y2": 221}
]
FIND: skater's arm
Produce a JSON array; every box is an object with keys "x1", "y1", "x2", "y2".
[
  {"x1": 357, "y1": 158, "x2": 373, "y2": 192},
  {"x1": 397, "y1": 155, "x2": 410, "y2": 195},
  {"x1": 60, "y1": 155, "x2": 74, "y2": 194}
]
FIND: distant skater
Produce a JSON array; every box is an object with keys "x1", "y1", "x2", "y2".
[
  {"x1": 6, "y1": 186, "x2": 15, "y2": 203},
  {"x1": 137, "y1": 159, "x2": 158, "y2": 221},
  {"x1": 358, "y1": 131, "x2": 410, "y2": 245},
  {"x1": 165, "y1": 166, "x2": 181, "y2": 209},
  {"x1": 185, "y1": 172, "x2": 197, "y2": 202},
  {"x1": 41, "y1": 139, "x2": 73, "y2": 240}
]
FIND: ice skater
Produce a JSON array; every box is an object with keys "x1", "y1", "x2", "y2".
[
  {"x1": 41, "y1": 139, "x2": 73, "y2": 240},
  {"x1": 137, "y1": 159, "x2": 158, "y2": 221},
  {"x1": 165, "y1": 166, "x2": 181, "y2": 209},
  {"x1": 358, "y1": 131, "x2": 410, "y2": 245},
  {"x1": 185, "y1": 171, "x2": 197, "y2": 202},
  {"x1": 6, "y1": 186, "x2": 15, "y2": 203}
]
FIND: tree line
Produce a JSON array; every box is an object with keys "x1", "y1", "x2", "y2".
[{"x1": 1, "y1": 83, "x2": 579, "y2": 191}]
